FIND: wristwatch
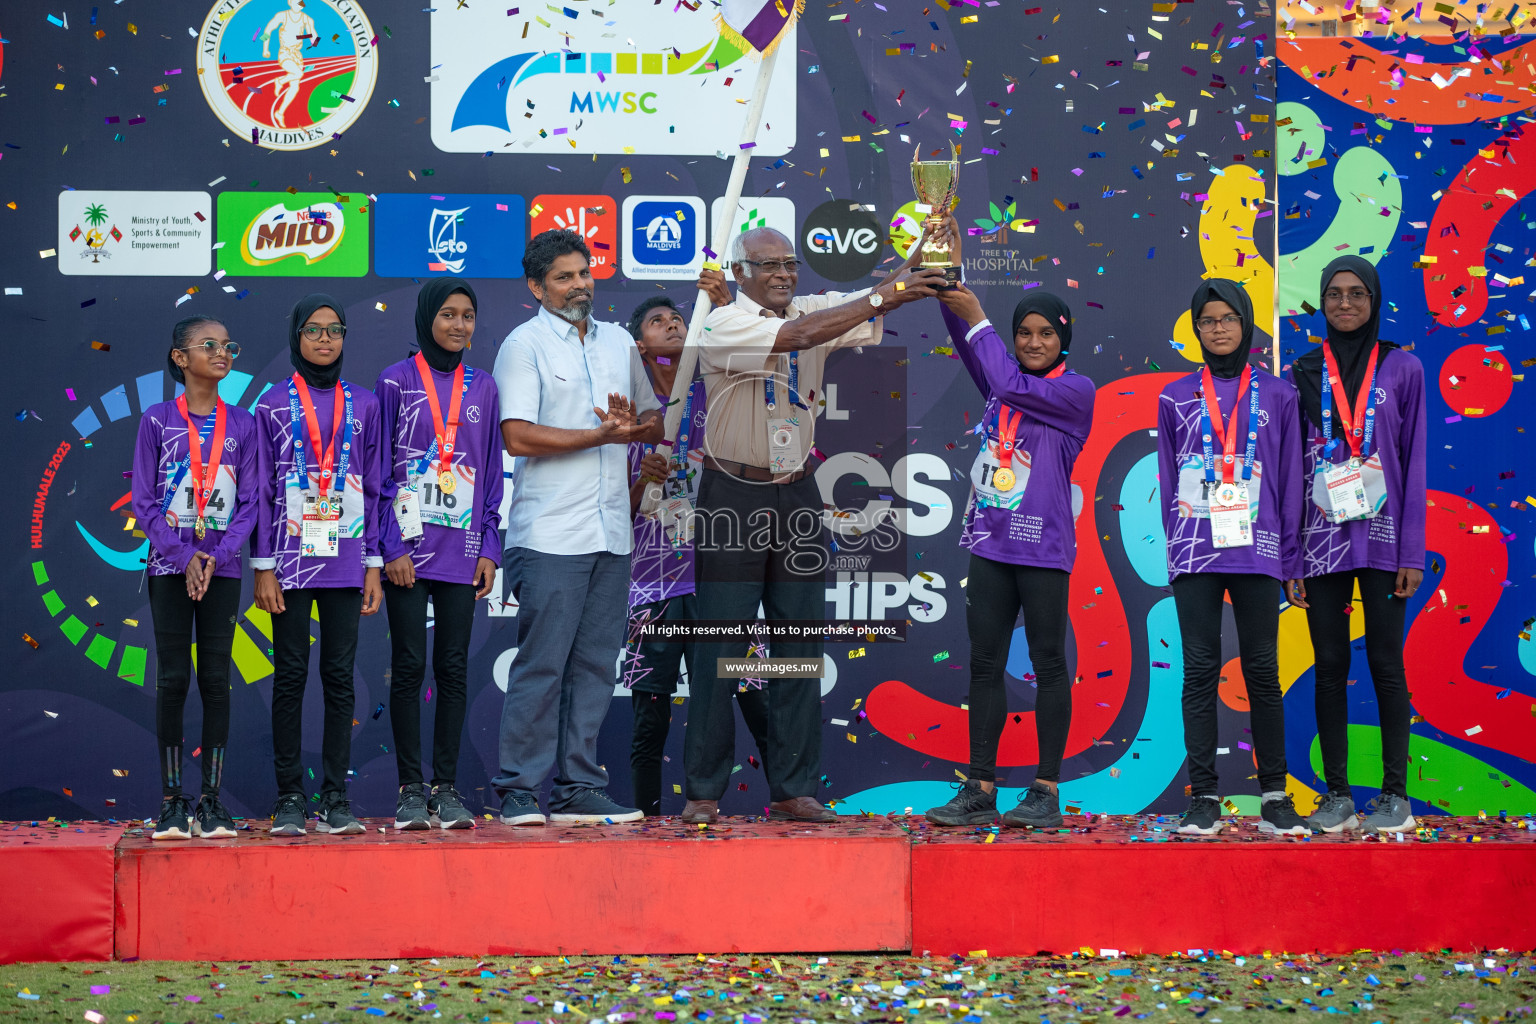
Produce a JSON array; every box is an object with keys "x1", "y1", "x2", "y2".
[{"x1": 868, "y1": 291, "x2": 885, "y2": 308}]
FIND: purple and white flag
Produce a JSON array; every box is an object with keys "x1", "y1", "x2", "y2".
[{"x1": 718, "y1": 0, "x2": 802, "y2": 54}]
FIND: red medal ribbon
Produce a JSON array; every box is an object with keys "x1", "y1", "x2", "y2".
[
  {"x1": 1322, "y1": 341, "x2": 1379, "y2": 460},
  {"x1": 996, "y1": 406, "x2": 1023, "y2": 470},
  {"x1": 414, "y1": 353, "x2": 465, "y2": 482},
  {"x1": 1044, "y1": 361, "x2": 1068, "y2": 380},
  {"x1": 176, "y1": 395, "x2": 228, "y2": 527},
  {"x1": 292, "y1": 373, "x2": 345, "y2": 493},
  {"x1": 1200, "y1": 365, "x2": 1250, "y2": 485}
]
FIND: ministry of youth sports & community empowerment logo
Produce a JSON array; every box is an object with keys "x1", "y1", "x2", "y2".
[{"x1": 197, "y1": 0, "x2": 377, "y2": 151}]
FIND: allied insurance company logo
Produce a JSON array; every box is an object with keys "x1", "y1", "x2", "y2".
[{"x1": 197, "y1": 0, "x2": 378, "y2": 151}]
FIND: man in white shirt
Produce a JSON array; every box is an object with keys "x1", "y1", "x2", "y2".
[
  {"x1": 491, "y1": 228, "x2": 662, "y2": 825},
  {"x1": 681, "y1": 226, "x2": 944, "y2": 823}
]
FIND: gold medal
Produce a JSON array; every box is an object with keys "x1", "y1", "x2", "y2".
[
  {"x1": 993, "y1": 466, "x2": 1016, "y2": 492},
  {"x1": 439, "y1": 469, "x2": 457, "y2": 494},
  {"x1": 194, "y1": 515, "x2": 207, "y2": 540}
]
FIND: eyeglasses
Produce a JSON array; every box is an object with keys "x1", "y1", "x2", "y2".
[
  {"x1": 743, "y1": 258, "x2": 801, "y2": 274},
  {"x1": 184, "y1": 340, "x2": 241, "y2": 358},
  {"x1": 1194, "y1": 315, "x2": 1243, "y2": 332},
  {"x1": 1323, "y1": 288, "x2": 1370, "y2": 305},
  {"x1": 301, "y1": 323, "x2": 347, "y2": 340}
]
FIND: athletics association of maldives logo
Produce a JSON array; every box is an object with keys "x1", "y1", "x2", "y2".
[{"x1": 197, "y1": 0, "x2": 377, "y2": 151}]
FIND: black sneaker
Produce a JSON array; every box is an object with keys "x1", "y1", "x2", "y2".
[
  {"x1": 500, "y1": 791, "x2": 545, "y2": 826},
  {"x1": 193, "y1": 794, "x2": 237, "y2": 839},
  {"x1": 1002, "y1": 783, "x2": 1064, "y2": 828},
  {"x1": 152, "y1": 794, "x2": 194, "y2": 840},
  {"x1": 315, "y1": 794, "x2": 365, "y2": 835},
  {"x1": 270, "y1": 793, "x2": 308, "y2": 837},
  {"x1": 1258, "y1": 794, "x2": 1314, "y2": 836},
  {"x1": 1177, "y1": 795, "x2": 1224, "y2": 835},
  {"x1": 924, "y1": 781, "x2": 998, "y2": 826},
  {"x1": 394, "y1": 784, "x2": 430, "y2": 831},
  {"x1": 549, "y1": 788, "x2": 643, "y2": 824},
  {"x1": 428, "y1": 786, "x2": 475, "y2": 829}
]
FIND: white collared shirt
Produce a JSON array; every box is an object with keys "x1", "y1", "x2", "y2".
[
  {"x1": 698, "y1": 288, "x2": 882, "y2": 467},
  {"x1": 494, "y1": 305, "x2": 660, "y2": 556}
]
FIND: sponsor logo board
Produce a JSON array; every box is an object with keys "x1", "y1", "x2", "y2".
[
  {"x1": 429, "y1": 0, "x2": 794, "y2": 155},
  {"x1": 529, "y1": 195, "x2": 617, "y2": 280},
  {"x1": 215, "y1": 192, "x2": 369, "y2": 277},
  {"x1": 374, "y1": 194, "x2": 527, "y2": 278},
  {"x1": 58, "y1": 191, "x2": 212, "y2": 277},
  {"x1": 710, "y1": 197, "x2": 797, "y2": 260},
  {"x1": 621, "y1": 196, "x2": 705, "y2": 281},
  {"x1": 196, "y1": 0, "x2": 378, "y2": 151}
]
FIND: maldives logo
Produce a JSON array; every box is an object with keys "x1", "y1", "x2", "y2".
[
  {"x1": 69, "y1": 202, "x2": 122, "y2": 264},
  {"x1": 196, "y1": 0, "x2": 378, "y2": 151},
  {"x1": 216, "y1": 192, "x2": 369, "y2": 277}
]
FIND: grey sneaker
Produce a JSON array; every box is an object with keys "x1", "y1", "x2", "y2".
[
  {"x1": 394, "y1": 784, "x2": 430, "y2": 831},
  {"x1": 924, "y1": 780, "x2": 998, "y2": 827},
  {"x1": 315, "y1": 794, "x2": 365, "y2": 835},
  {"x1": 428, "y1": 785, "x2": 475, "y2": 829},
  {"x1": 1258, "y1": 794, "x2": 1313, "y2": 836},
  {"x1": 500, "y1": 791, "x2": 546, "y2": 826},
  {"x1": 152, "y1": 794, "x2": 194, "y2": 840},
  {"x1": 1177, "y1": 795, "x2": 1224, "y2": 835},
  {"x1": 550, "y1": 788, "x2": 643, "y2": 824},
  {"x1": 270, "y1": 792, "x2": 308, "y2": 837},
  {"x1": 1362, "y1": 793, "x2": 1416, "y2": 834},
  {"x1": 1306, "y1": 791, "x2": 1360, "y2": 833},
  {"x1": 1003, "y1": 783, "x2": 1064, "y2": 828},
  {"x1": 193, "y1": 794, "x2": 238, "y2": 838}
]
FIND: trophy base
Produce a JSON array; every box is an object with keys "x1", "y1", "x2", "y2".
[{"x1": 922, "y1": 264, "x2": 962, "y2": 290}]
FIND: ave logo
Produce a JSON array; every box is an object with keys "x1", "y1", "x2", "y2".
[{"x1": 800, "y1": 200, "x2": 884, "y2": 282}]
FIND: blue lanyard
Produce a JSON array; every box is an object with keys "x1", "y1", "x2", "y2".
[
  {"x1": 673, "y1": 379, "x2": 702, "y2": 481},
  {"x1": 157, "y1": 408, "x2": 218, "y2": 516},
  {"x1": 1321, "y1": 355, "x2": 1380, "y2": 462},
  {"x1": 1199, "y1": 369, "x2": 1260, "y2": 485},
  {"x1": 417, "y1": 365, "x2": 474, "y2": 469},
  {"x1": 286, "y1": 378, "x2": 354, "y2": 494},
  {"x1": 763, "y1": 351, "x2": 799, "y2": 409}
]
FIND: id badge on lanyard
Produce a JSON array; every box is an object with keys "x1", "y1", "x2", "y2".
[
  {"x1": 1321, "y1": 342, "x2": 1381, "y2": 522},
  {"x1": 301, "y1": 494, "x2": 341, "y2": 558},
  {"x1": 1199, "y1": 366, "x2": 1259, "y2": 548},
  {"x1": 765, "y1": 353, "x2": 805, "y2": 474}
]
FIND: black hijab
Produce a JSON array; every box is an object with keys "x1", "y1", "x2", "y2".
[
  {"x1": 1189, "y1": 278, "x2": 1255, "y2": 379},
  {"x1": 1294, "y1": 255, "x2": 1395, "y2": 432},
  {"x1": 414, "y1": 277, "x2": 478, "y2": 373},
  {"x1": 1009, "y1": 290, "x2": 1072, "y2": 377},
  {"x1": 288, "y1": 292, "x2": 346, "y2": 389}
]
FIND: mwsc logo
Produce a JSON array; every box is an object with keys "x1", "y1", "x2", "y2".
[{"x1": 429, "y1": 0, "x2": 795, "y2": 155}]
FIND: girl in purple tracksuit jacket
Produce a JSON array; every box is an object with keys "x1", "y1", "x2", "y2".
[
  {"x1": 923, "y1": 224, "x2": 1096, "y2": 832},
  {"x1": 252, "y1": 293, "x2": 384, "y2": 838},
  {"x1": 1286, "y1": 255, "x2": 1427, "y2": 836},
  {"x1": 133, "y1": 315, "x2": 258, "y2": 841},
  {"x1": 1156, "y1": 278, "x2": 1309, "y2": 837},
  {"x1": 375, "y1": 279, "x2": 503, "y2": 832}
]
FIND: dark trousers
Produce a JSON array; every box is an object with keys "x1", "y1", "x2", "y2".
[
  {"x1": 1304, "y1": 567, "x2": 1411, "y2": 797},
  {"x1": 686, "y1": 469, "x2": 824, "y2": 803},
  {"x1": 270, "y1": 586, "x2": 363, "y2": 798},
  {"x1": 148, "y1": 574, "x2": 241, "y2": 797},
  {"x1": 1171, "y1": 572, "x2": 1288, "y2": 796},
  {"x1": 384, "y1": 578, "x2": 477, "y2": 788},
  {"x1": 964, "y1": 552, "x2": 1073, "y2": 783},
  {"x1": 626, "y1": 592, "x2": 770, "y2": 816}
]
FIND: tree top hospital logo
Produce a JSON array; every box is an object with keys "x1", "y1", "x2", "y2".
[
  {"x1": 429, "y1": 0, "x2": 795, "y2": 155},
  {"x1": 197, "y1": 0, "x2": 378, "y2": 151}
]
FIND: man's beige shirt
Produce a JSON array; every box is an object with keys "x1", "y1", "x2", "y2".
[{"x1": 698, "y1": 288, "x2": 884, "y2": 468}]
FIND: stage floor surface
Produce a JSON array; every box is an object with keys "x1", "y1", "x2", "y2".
[{"x1": 4, "y1": 813, "x2": 1533, "y2": 961}]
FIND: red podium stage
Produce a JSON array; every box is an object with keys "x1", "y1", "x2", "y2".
[{"x1": 4, "y1": 815, "x2": 1535, "y2": 962}]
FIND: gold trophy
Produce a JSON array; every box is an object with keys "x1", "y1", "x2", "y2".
[{"x1": 910, "y1": 142, "x2": 961, "y2": 286}]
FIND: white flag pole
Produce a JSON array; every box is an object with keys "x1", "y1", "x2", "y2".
[{"x1": 641, "y1": 43, "x2": 782, "y2": 512}]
